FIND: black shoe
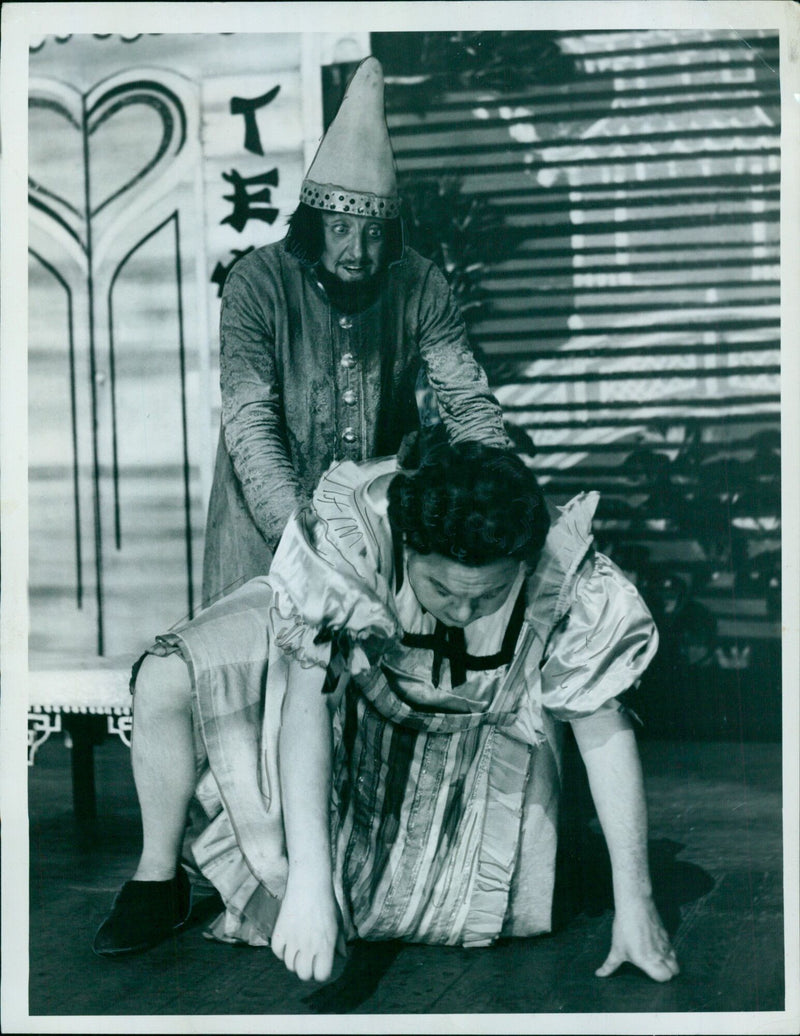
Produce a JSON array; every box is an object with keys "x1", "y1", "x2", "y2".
[{"x1": 93, "y1": 866, "x2": 192, "y2": 958}]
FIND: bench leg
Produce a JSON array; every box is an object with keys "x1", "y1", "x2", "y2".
[{"x1": 63, "y1": 715, "x2": 106, "y2": 825}]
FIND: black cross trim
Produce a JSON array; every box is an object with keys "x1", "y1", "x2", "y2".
[{"x1": 393, "y1": 526, "x2": 527, "y2": 687}]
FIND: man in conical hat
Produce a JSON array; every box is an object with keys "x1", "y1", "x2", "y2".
[{"x1": 201, "y1": 56, "x2": 510, "y2": 606}]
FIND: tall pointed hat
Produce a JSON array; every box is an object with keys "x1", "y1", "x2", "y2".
[{"x1": 300, "y1": 56, "x2": 400, "y2": 219}]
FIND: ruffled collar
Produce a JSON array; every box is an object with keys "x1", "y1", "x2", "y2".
[
  {"x1": 296, "y1": 461, "x2": 599, "y2": 674},
  {"x1": 524, "y1": 491, "x2": 599, "y2": 642}
]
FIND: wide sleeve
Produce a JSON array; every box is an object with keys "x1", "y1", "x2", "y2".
[
  {"x1": 416, "y1": 261, "x2": 512, "y2": 449},
  {"x1": 539, "y1": 550, "x2": 659, "y2": 721},
  {"x1": 219, "y1": 258, "x2": 305, "y2": 549},
  {"x1": 267, "y1": 462, "x2": 401, "y2": 674}
]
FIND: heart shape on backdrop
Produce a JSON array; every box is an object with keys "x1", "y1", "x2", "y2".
[{"x1": 29, "y1": 72, "x2": 188, "y2": 256}]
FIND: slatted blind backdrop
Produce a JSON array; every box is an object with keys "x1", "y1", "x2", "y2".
[
  {"x1": 373, "y1": 29, "x2": 781, "y2": 737},
  {"x1": 27, "y1": 31, "x2": 781, "y2": 737}
]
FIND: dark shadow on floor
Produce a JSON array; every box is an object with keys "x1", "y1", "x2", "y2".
[
  {"x1": 303, "y1": 940, "x2": 405, "y2": 1014},
  {"x1": 27, "y1": 736, "x2": 783, "y2": 1016},
  {"x1": 552, "y1": 830, "x2": 716, "y2": 935},
  {"x1": 551, "y1": 729, "x2": 716, "y2": 937},
  {"x1": 299, "y1": 833, "x2": 716, "y2": 1015}
]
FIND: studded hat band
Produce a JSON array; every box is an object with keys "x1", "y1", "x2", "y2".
[{"x1": 301, "y1": 179, "x2": 401, "y2": 220}]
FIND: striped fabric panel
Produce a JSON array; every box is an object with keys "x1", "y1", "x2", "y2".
[
  {"x1": 334, "y1": 684, "x2": 535, "y2": 945},
  {"x1": 335, "y1": 691, "x2": 510, "y2": 944}
]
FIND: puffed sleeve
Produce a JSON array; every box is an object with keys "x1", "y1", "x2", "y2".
[
  {"x1": 539, "y1": 550, "x2": 658, "y2": 720},
  {"x1": 267, "y1": 461, "x2": 401, "y2": 674}
]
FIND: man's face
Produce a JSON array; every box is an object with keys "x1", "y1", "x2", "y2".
[{"x1": 320, "y1": 212, "x2": 386, "y2": 283}]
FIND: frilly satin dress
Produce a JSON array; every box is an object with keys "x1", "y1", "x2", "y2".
[{"x1": 140, "y1": 457, "x2": 658, "y2": 948}]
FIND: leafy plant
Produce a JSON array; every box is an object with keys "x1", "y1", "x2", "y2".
[
  {"x1": 375, "y1": 31, "x2": 580, "y2": 114},
  {"x1": 599, "y1": 424, "x2": 780, "y2": 685},
  {"x1": 400, "y1": 176, "x2": 528, "y2": 326}
]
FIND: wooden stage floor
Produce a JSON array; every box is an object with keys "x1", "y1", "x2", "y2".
[{"x1": 25, "y1": 734, "x2": 785, "y2": 1023}]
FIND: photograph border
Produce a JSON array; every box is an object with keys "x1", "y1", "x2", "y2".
[{"x1": 2, "y1": 3, "x2": 798, "y2": 1033}]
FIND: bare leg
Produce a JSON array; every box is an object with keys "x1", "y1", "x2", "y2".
[{"x1": 130, "y1": 652, "x2": 196, "y2": 881}]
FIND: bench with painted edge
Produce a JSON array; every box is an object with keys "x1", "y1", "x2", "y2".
[{"x1": 28, "y1": 655, "x2": 137, "y2": 823}]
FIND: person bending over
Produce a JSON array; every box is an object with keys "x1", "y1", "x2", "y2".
[{"x1": 95, "y1": 442, "x2": 679, "y2": 985}]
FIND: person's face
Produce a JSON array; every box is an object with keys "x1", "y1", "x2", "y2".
[
  {"x1": 406, "y1": 551, "x2": 521, "y2": 628},
  {"x1": 320, "y1": 212, "x2": 386, "y2": 283}
]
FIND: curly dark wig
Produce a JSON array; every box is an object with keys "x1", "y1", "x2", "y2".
[
  {"x1": 283, "y1": 202, "x2": 404, "y2": 264},
  {"x1": 387, "y1": 441, "x2": 550, "y2": 567}
]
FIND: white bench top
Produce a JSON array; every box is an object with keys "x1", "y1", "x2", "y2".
[{"x1": 28, "y1": 655, "x2": 138, "y2": 712}]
